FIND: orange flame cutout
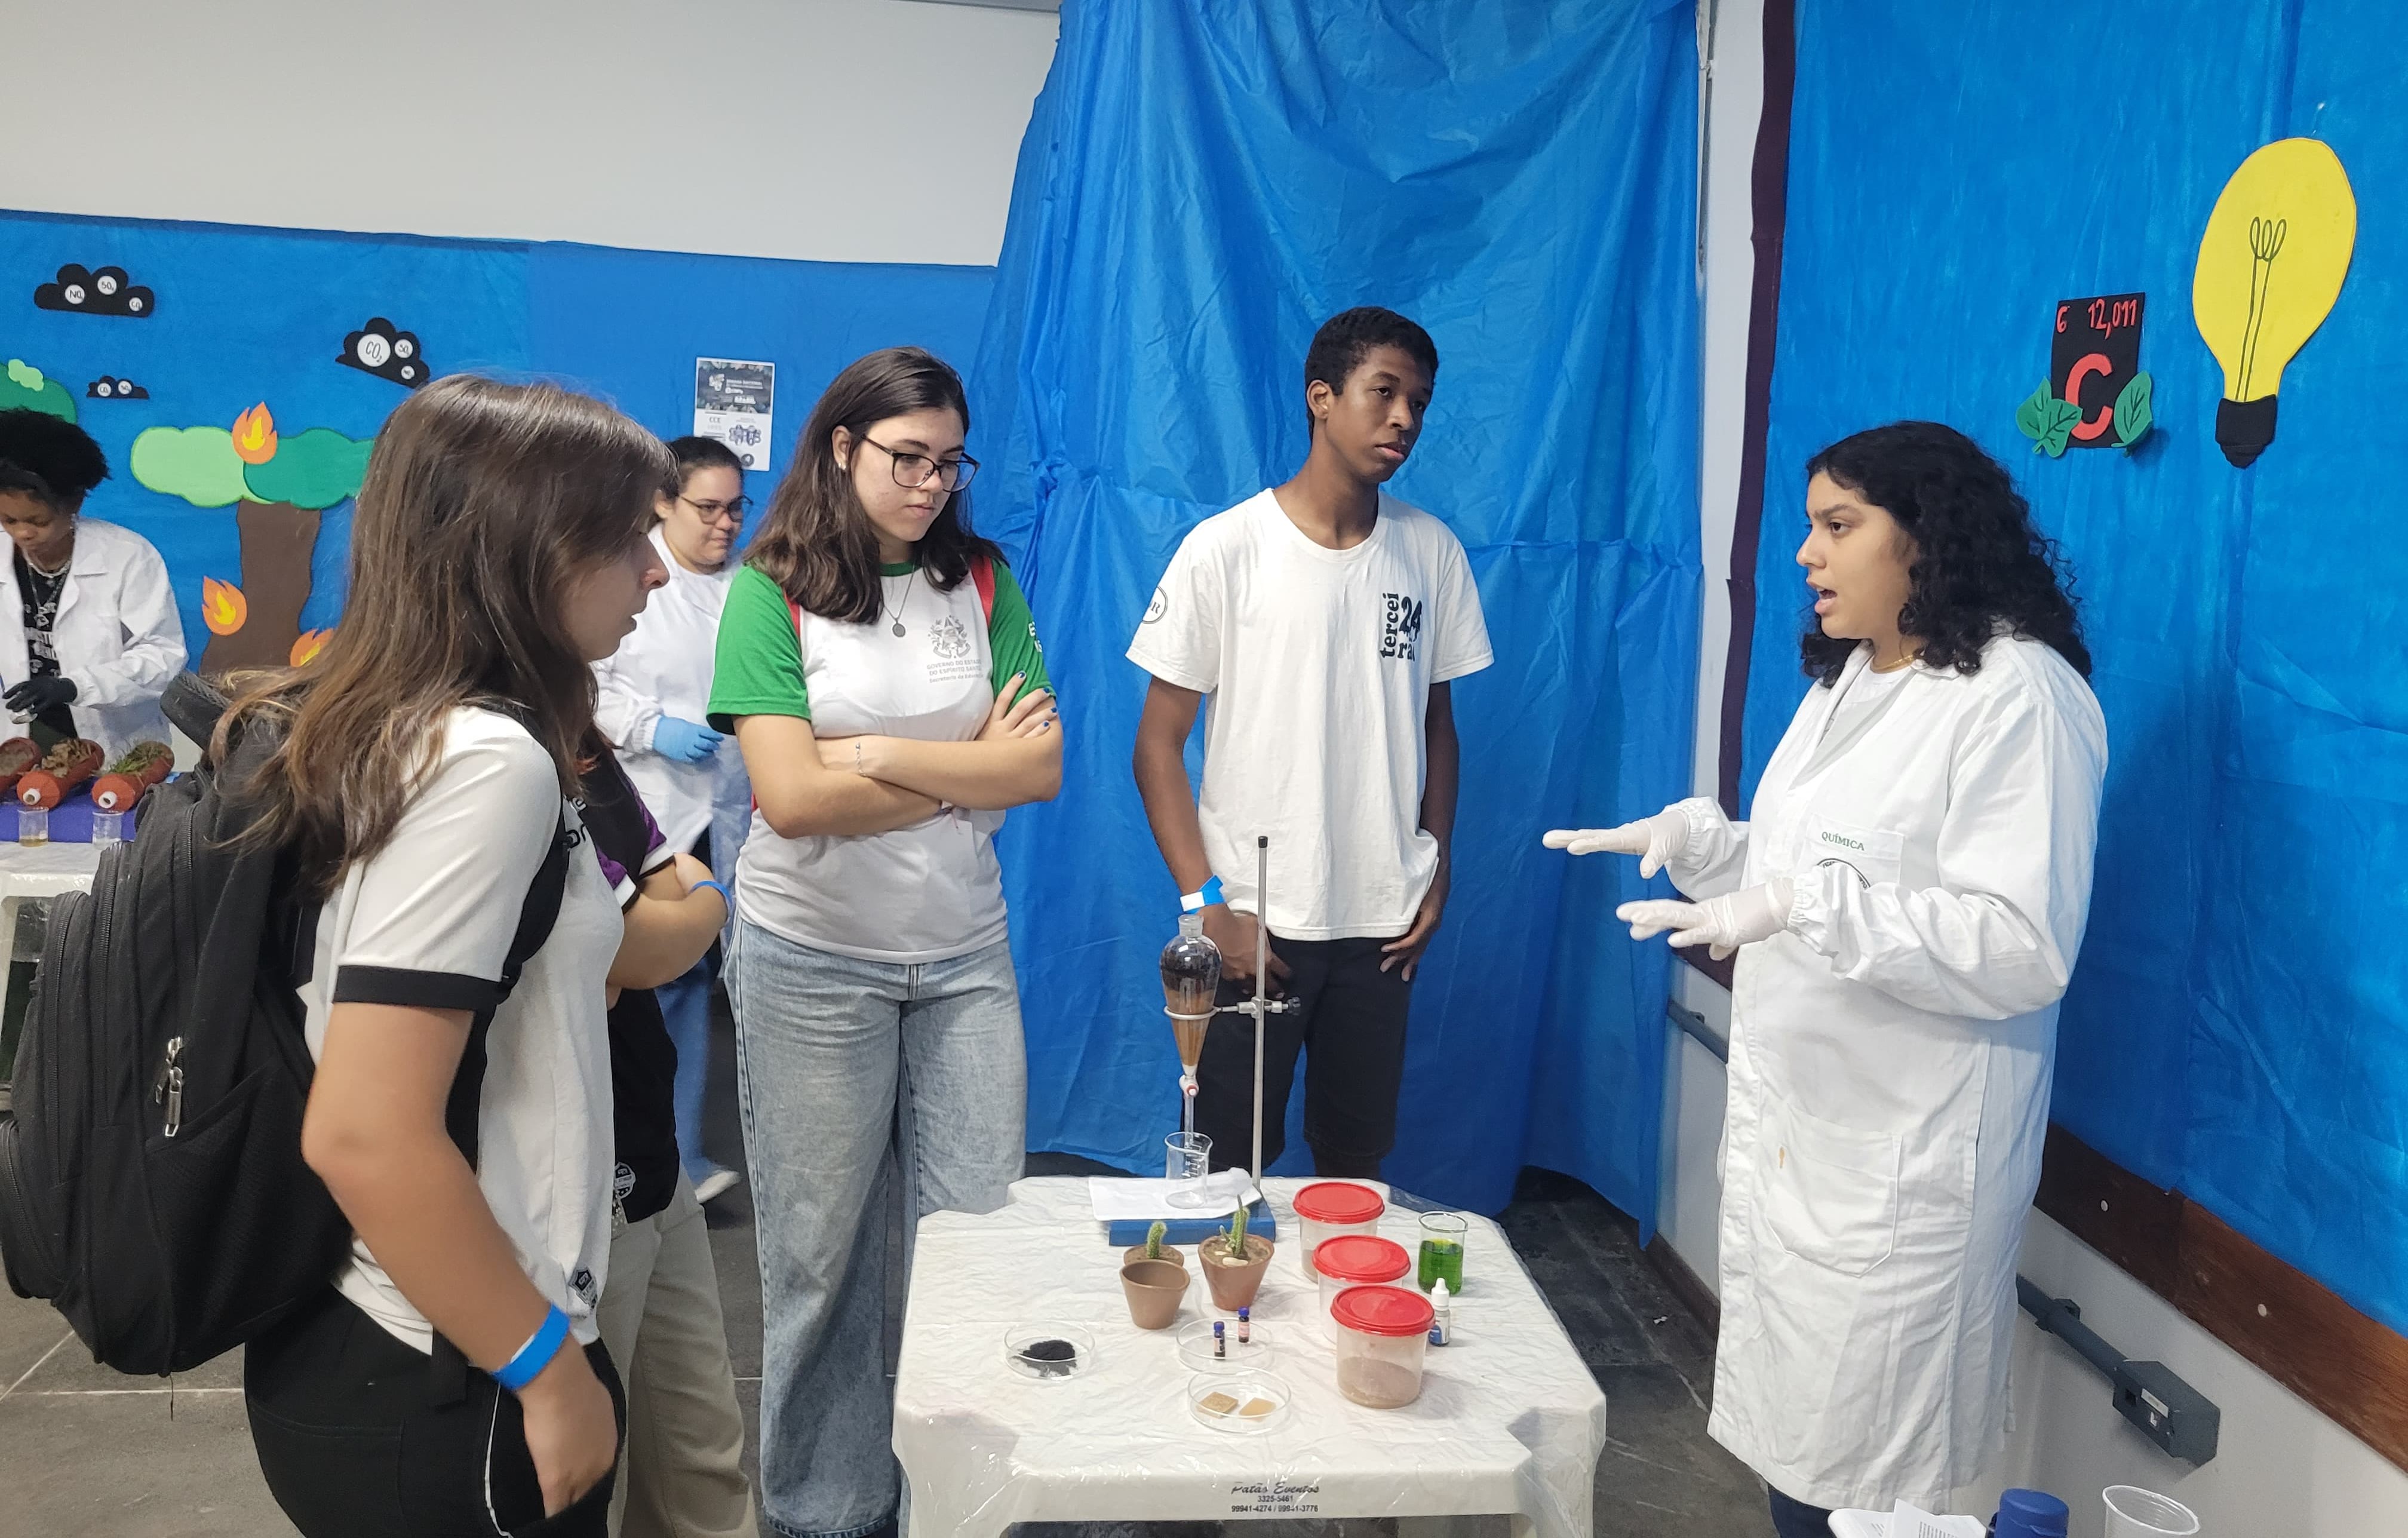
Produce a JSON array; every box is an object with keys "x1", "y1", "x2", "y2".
[
  {"x1": 230, "y1": 403, "x2": 278, "y2": 464},
  {"x1": 201, "y1": 578, "x2": 248, "y2": 636},
  {"x1": 290, "y1": 629, "x2": 331, "y2": 667}
]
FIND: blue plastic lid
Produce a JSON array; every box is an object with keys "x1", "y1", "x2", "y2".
[{"x1": 1995, "y1": 1489, "x2": 2069, "y2": 1538}]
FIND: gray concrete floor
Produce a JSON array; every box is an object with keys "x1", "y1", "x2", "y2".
[{"x1": 0, "y1": 997, "x2": 1768, "y2": 1537}]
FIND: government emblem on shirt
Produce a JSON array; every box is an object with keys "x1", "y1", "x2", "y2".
[{"x1": 930, "y1": 614, "x2": 972, "y2": 661}]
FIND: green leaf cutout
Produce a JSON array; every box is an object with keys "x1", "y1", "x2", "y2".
[
  {"x1": 2015, "y1": 383, "x2": 2056, "y2": 442},
  {"x1": 2014, "y1": 383, "x2": 2081, "y2": 457},
  {"x1": 2112, "y1": 372, "x2": 2155, "y2": 449}
]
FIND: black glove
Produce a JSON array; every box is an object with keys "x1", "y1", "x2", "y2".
[{"x1": 3, "y1": 676, "x2": 77, "y2": 714}]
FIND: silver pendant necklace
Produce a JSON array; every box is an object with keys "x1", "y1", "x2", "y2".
[{"x1": 882, "y1": 568, "x2": 918, "y2": 637}]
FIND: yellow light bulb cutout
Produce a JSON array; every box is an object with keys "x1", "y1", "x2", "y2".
[{"x1": 2192, "y1": 138, "x2": 2357, "y2": 467}]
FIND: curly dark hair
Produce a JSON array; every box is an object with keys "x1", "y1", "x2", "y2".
[
  {"x1": 1801, "y1": 422, "x2": 2091, "y2": 684},
  {"x1": 0, "y1": 409, "x2": 110, "y2": 504}
]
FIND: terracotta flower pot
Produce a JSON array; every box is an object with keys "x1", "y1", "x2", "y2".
[
  {"x1": 1124, "y1": 1243, "x2": 1186, "y2": 1271},
  {"x1": 1120, "y1": 1259, "x2": 1188, "y2": 1330},
  {"x1": 1197, "y1": 1233, "x2": 1274, "y2": 1312}
]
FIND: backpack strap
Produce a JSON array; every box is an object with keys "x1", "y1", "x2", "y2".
[
  {"x1": 428, "y1": 807, "x2": 571, "y2": 1404},
  {"x1": 441, "y1": 807, "x2": 572, "y2": 1166},
  {"x1": 971, "y1": 553, "x2": 996, "y2": 623}
]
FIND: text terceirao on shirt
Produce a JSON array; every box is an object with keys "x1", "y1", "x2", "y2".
[{"x1": 1381, "y1": 591, "x2": 1423, "y2": 661}]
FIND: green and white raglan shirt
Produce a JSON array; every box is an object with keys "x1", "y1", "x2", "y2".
[{"x1": 711, "y1": 558, "x2": 1051, "y2": 963}]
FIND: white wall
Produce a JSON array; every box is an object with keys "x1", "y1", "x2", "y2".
[
  {"x1": 1664, "y1": 1, "x2": 2408, "y2": 1531},
  {"x1": 0, "y1": 0, "x2": 1059, "y2": 267}
]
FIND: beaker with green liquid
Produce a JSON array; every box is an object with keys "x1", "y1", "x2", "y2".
[{"x1": 1418, "y1": 1211, "x2": 1467, "y2": 1293}]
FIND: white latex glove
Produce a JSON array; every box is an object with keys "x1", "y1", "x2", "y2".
[
  {"x1": 1615, "y1": 878, "x2": 1796, "y2": 962},
  {"x1": 1542, "y1": 807, "x2": 1693, "y2": 878}
]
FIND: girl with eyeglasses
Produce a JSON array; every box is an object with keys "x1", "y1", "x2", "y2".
[
  {"x1": 592, "y1": 435, "x2": 754, "y2": 1208},
  {"x1": 707, "y1": 347, "x2": 1057, "y2": 1538}
]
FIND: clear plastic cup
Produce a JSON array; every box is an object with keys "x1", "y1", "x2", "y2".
[
  {"x1": 1314, "y1": 1234, "x2": 1412, "y2": 1341},
  {"x1": 1292, "y1": 1181, "x2": 1384, "y2": 1279},
  {"x1": 2103, "y1": 1487, "x2": 2200, "y2": 1538},
  {"x1": 1331, "y1": 1285, "x2": 1435, "y2": 1408}
]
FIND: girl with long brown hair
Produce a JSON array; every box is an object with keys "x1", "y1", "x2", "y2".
[
  {"x1": 707, "y1": 346, "x2": 1057, "y2": 1538},
  {"x1": 234, "y1": 374, "x2": 672, "y2": 1537}
]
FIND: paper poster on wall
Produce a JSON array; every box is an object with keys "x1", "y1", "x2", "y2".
[
  {"x1": 2017, "y1": 293, "x2": 2154, "y2": 456},
  {"x1": 693, "y1": 357, "x2": 774, "y2": 469}
]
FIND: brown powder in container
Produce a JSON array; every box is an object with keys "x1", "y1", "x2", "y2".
[{"x1": 1336, "y1": 1355, "x2": 1422, "y2": 1408}]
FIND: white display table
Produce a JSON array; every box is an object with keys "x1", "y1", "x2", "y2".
[
  {"x1": 0, "y1": 840, "x2": 100, "y2": 997},
  {"x1": 894, "y1": 1176, "x2": 1608, "y2": 1538}
]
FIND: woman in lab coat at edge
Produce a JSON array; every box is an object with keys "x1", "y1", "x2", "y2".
[
  {"x1": 0, "y1": 410, "x2": 185, "y2": 759},
  {"x1": 593, "y1": 434, "x2": 753, "y2": 1204},
  {"x1": 1547, "y1": 422, "x2": 2106, "y2": 1536}
]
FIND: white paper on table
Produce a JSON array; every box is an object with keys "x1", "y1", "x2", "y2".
[
  {"x1": 1087, "y1": 1172, "x2": 1260, "y2": 1221},
  {"x1": 1827, "y1": 1502, "x2": 1987, "y2": 1538}
]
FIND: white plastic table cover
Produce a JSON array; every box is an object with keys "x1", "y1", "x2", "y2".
[
  {"x1": 0, "y1": 840, "x2": 99, "y2": 989},
  {"x1": 894, "y1": 1176, "x2": 1608, "y2": 1538}
]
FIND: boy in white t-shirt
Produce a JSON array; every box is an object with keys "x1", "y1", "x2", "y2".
[{"x1": 1129, "y1": 307, "x2": 1492, "y2": 1177}]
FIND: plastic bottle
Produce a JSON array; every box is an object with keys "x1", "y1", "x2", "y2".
[{"x1": 1428, "y1": 1278, "x2": 1452, "y2": 1345}]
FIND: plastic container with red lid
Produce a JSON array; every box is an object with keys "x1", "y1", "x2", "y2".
[
  {"x1": 1331, "y1": 1285, "x2": 1435, "y2": 1408},
  {"x1": 1314, "y1": 1233, "x2": 1412, "y2": 1340},
  {"x1": 1292, "y1": 1181, "x2": 1385, "y2": 1279}
]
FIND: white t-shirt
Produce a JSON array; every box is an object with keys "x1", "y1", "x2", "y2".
[
  {"x1": 1127, "y1": 489, "x2": 1492, "y2": 939},
  {"x1": 721, "y1": 566, "x2": 1010, "y2": 964},
  {"x1": 303, "y1": 707, "x2": 623, "y2": 1352}
]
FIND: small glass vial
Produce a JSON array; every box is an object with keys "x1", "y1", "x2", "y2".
[{"x1": 1428, "y1": 1279, "x2": 1452, "y2": 1346}]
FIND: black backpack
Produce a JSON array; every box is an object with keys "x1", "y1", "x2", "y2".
[{"x1": 0, "y1": 674, "x2": 569, "y2": 1376}]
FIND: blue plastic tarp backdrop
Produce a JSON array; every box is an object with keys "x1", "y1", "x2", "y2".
[
  {"x1": 1740, "y1": 1, "x2": 2408, "y2": 1330},
  {"x1": 1, "y1": 208, "x2": 993, "y2": 653},
  {"x1": 973, "y1": 0, "x2": 1703, "y2": 1223}
]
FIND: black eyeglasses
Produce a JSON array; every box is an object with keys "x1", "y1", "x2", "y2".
[
  {"x1": 860, "y1": 437, "x2": 980, "y2": 492},
  {"x1": 678, "y1": 493, "x2": 751, "y2": 524}
]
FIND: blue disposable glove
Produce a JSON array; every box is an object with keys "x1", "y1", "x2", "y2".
[{"x1": 652, "y1": 717, "x2": 725, "y2": 764}]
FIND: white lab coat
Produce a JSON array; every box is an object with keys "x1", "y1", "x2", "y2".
[
  {"x1": 592, "y1": 527, "x2": 750, "y2": 872},
  {"x1": 0, "y1": 518, "x2": 187, "y2": 761},
  {"x1": 1671, "y1": 634, "x2": 2106, "y2": 1512}
]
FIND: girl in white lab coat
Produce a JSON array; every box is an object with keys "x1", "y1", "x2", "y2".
[
  {"x1": 592, "y1": 435, "x2": 752, "y2": 1202},
  {"x1": 0, "y1": 410, "x2": 186, "y2": 757},
  {"x1": 1548, "y1": 422, "x2": 2107, "y2": 1533}
]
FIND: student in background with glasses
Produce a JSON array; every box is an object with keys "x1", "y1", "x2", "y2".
[
  {"x1": 707, "y1": 346, "x2": 1056, "y2": 1538},
  {"x1": 593, "y1": 435, "x2": 754, "y2": 1207}
]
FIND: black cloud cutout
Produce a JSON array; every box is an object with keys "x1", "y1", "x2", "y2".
[
  {"x1": 336, "y1": 317, "x2": 427, "y2": 388},
  {"x1": 34, "y1": 263, "x2": 154, "y2": 318},
  {"x1": 85, "y1": 376, "x2": 149, "y2": 400}
]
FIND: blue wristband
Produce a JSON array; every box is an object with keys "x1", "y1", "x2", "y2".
[
  {"x1": 692, "y1": 879, "x2": 731, "y2": 907},
  {"x1": 493, "y1": 1304, "x2": 571, "y2": 1393},
  {"x1": 1180, "y1": 875, "x2": 1226, "y2": 913}
]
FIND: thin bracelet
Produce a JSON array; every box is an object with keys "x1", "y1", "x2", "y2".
[
  {"x1": 692, "y1": 879, "x2": 731, "y2": 907},
  {"x1": 492, "y1": 1304, "x2": 570, "y2": 1393}
]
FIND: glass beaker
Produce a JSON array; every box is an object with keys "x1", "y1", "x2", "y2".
[
  {"x1": 1418, "y1": 1211, "x2": 1468, "y2": 1293},
  {"x1": 1164, "y1": 1131, "x2": 1215, "y2": 1208}
]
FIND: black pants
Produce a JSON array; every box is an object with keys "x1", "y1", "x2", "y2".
[
  {"x1": 1768, "y1": 1487, "x2": 1836, "y2": 1538},
  {"x1": 1193, "y1": 934, "x2": 1412, "y2": 1178},
  {"x1": 245, "y1": 1288, "x2": 625, "y2": 1538}
]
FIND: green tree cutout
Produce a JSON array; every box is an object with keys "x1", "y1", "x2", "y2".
[
  {"x1": 0, "y1": 358, "x2": 77, "y2": 423},
  {"x1": 131, "y1": 404, "x2": 373, "y2": 675}
]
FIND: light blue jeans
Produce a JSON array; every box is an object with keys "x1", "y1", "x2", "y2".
[
  {"x1": 656, "y1": 963, "x2": 717, "y2": 1183},
  {"x1": 726, "y1": 920, "x2": 1026, "y2": 1538}
]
